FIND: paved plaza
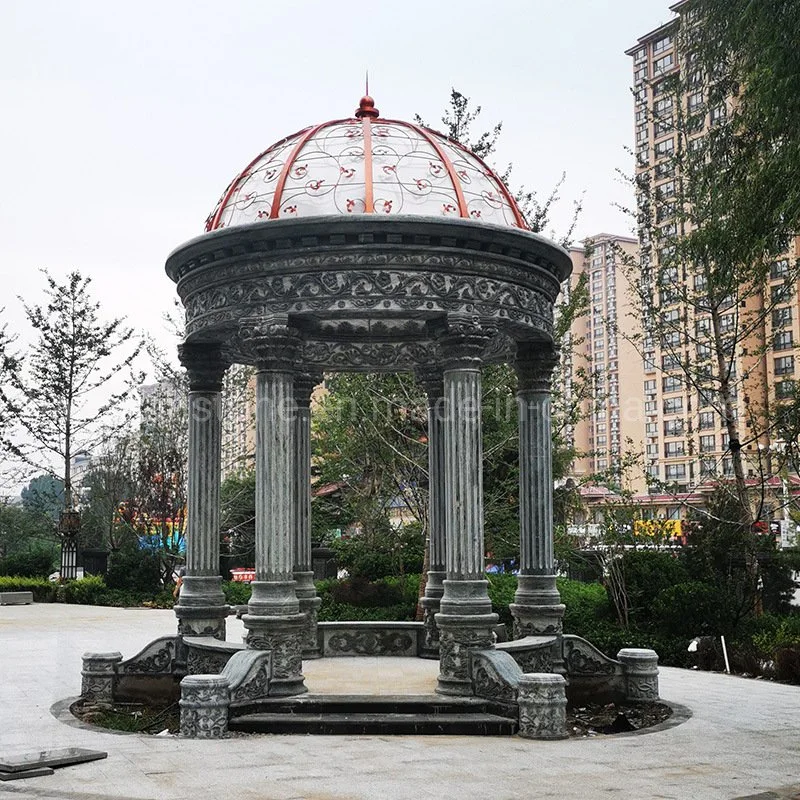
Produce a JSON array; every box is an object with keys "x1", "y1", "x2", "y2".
[{"x1": 1, "y1": 603, "x2": 799, "y2": 799}]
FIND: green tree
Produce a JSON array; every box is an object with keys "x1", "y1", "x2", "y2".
[
  {"x1": 20, "y1": 474, "x2": 64, "y2": 522},
  {"x1": 1, "y1": 271, "x2": 143, "y2": 514}
]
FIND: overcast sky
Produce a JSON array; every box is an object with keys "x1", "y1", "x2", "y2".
[{"x1": 0, "y1": 0, "x2": 673, "y2": 357}]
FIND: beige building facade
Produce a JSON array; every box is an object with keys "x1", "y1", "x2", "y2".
[{"x1": 625, "y1": 1, "x2": 800, "y2": 506}]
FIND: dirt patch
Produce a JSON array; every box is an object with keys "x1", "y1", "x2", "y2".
[
  {"x1": 567, "y1": 700, "x2": 672, "y2": 737},
  {"x1": 72, "y1": 700, "x2": 179, "y2": 734}
]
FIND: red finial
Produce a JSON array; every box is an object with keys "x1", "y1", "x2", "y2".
[{"x1": 355, "y1": 90, "x2": 379, "y2": 119}]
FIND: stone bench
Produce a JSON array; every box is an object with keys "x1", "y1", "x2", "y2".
[{"x1": 0, "y1": 592, "x2": 34, "y2": 605}]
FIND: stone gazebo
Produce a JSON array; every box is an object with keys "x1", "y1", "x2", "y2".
[
  {"x1": 167, "y1": 94, "x2": 570, "y2": 697},
  {"x1": 79, "y1": 97, "x2": 659, "y2": 735}
]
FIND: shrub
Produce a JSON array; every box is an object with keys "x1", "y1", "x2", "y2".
[
  {"x1": 651, "y1": 581, "x2": 732, "y2": 638},
  {"x1": 63, "y1": 575, "x2": 108, "y2": 605},
  {"x1": 105, "y1": 546, "x2": 162, "y2": 594},
  {"x1": 0, "y1": 545, "x2": 58, "y2": 577},
  {"x1": 222, "y1": 581, "x2": 252, "y2": 606},
  {"x1": 0, "y1": 576, "x2": 56, "y2": 601}
]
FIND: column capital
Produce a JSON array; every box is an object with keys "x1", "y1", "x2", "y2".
[
  {"x1": 437, "y1": 318, "x2": 493, "y2": 370},
  {"x1": 515, "y1": 341, "x2": 559, "y2": 393},
  {"x1": 415, "y1": 365, "x2": 444, "y2": 400},
  {"x1": 239, "y1": 317, "x2": 303, "y2": 371},
  {"x1": 293, "y1": 371, "x2": 322, "y2": 408},
  {"x1": 178, "y1": 342, "x2": 228, "y2": 392}
]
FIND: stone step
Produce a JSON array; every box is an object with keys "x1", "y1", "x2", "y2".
[
  {"x1": 229, "y1": 711, "x2": 518, "y2": 736},
  {"x1": 233, "y1": 694, "x2": 504, "y2": 716}
]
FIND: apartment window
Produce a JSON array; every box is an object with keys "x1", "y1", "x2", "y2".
[
  {"x1": 771, "y1": 259, "x2": 790, "y2": 279},
  {"x1": 660, "y1": 222, "x2": 677, "y2": 238},
  {"x1": 656, "y1": 202, "x2": 676, "y2": 223},
  {"x1": 722, "y1": 457, "x2": 734, "y2": 477},
  {"x1": 646, "y1": 443, "x2": 658, "y2": 456},
  {"x1": 687, "y1": 91, "x2": 704, "y2": 112},
  {"x1": 647, "y1": 464, "x2": 660, "y2": 479},
  {"x1": 663, "y1": 375, "x2": 682, "y2": 393},
  {"x1": 665, "y1": 464, "x2": 687, "y2": 480},
  {"x1": 710, "y1": 104, "x2": 727, "y2": 125},
  {"x1": 636, "y1": 124, "x2": 649, "y2": 144},
  {"x1": 698, "y1": 389, "x2": 714, "y2": 409},
  {"x1": 665, "y1": 441, "x2": 685, "y2": 458},
  {"x1": 771, "y1": 283, "x2": 793, "y2": 304},
  {"x1": 775, "y1": 356, "x2": 795, "y2": 376},
  {"x1": 644, "y1": 379, "x2": 656, "y2": 394},
  {"x1": 695, "y1": 317, "x2": 711, "y2": 337},
  {"x1": 655, "y1": 161, "x2": 674, "y2": 180},
  {"x1": 661, "y1": 331, "x2": 682, "y2": 348},
  {"x1": 596, "y1": 436, "x2": 607, "y2": 446},
  {"x1": 654, "y1": 117, "x2": 674, "y2": 137},
  {"x1": 652, "y1": 34, "x2": 672, "y2": 54},
  {"x1": 696, "y1": 342, "x2": 711, "y2": 360},
  {"x1": 663, "y1": 396, "x2": 684, "y2": 414},
  {"x1": 636, "y1": 108, "x2": 647, "y2": 124},
  {"x1": 773, "y1": 307, "x2": 792, "y2": 328},
  {"x1": 776, "y1": 380, "x2": 796, "y2": 399},
  {"x1": 645, "y1": 400, "x2": 657, "y2": 413},
  {"x1": 662, "y1": 353, "x2": 681, "y2": 370},
  {"x1": 700, "y1": 459, "x2": 716, "y2": 477},
  {"x1": 774, "y1": 330, "x2": 794, "y2": 351},
  {"x1": 700, "y1": 434, "x2": 716, "y2": 453},
  {"x1": 657, "y1": 181, "x2": 675, "y2": 200},
  {"x1": 645, "y1": 422, "x2": 658, "y2": 436},
  {"x1": 655, "y1": 137, "x2": 675, "y2": 158},
  {"x1": 634, "y1": 47, "x2": 646, "y2": 63},
  {"x1": 693, "y1": 274, "x2": 708, "y2": 293},
  {"x1": 654, "y1": 97, "x2": 673, "y2": 116},
  {"x1": 664, "y1": 419, "x2": 684, "y2": 436},
  {"x1": 699, "y1": 411, "x2": 715, "y2": 430},
  {"x1": 653, "y1": 53, "x2": 675, "y2": 75},
  {"x1": 634, "y1": 64, "x2": 648, "y2": 83},
  {"x1": 718, "y1": 313, "x2": 735, "y2": 333},
  {"x1": 662, "y1": 308, "x2": 680, "y2": 325}
]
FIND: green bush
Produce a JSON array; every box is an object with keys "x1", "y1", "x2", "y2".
[
  {"x1": 105, "y1": 546, "x2": 162, "y2": 594},
  {"x1": 651, "y1": 581, "x2": 732, "y2": 638},
  {"x1": 315, "y1": 575, "x2": 420, "y2": 621},
  {"x1": 63, "y1": 575, "x2": 108, "y2": 605},
  {"x1": 0, "y1": 545, "x2": 58, "y2": 577},
  {"x1": 222, "y1": 581, "x2": 252, "y2": 606},
  {"x1": 0, "y1": 576, "x2": 56, "y2": 601}
]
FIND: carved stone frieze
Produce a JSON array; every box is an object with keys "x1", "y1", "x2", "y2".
[
  {"x1": 186, "y1": 648, "x2": 231, "y2": 676},
  {"x1": 326, "y1": 630, "x2": 415, "y2": 657},
  {"x1": 303, "y1": 340, "x2": 439, "y2": 370},
  {"x1": 563, "y1": 636, "x2": 617, "y2": 677},
  {"x1": 438, "y1": 627, "x2": 496, "y2": 690},
  {"x1": 119, "y1": 637, "x2": 176, "y2": 675},
  {"x1": 182, "y1": 268, "x2": 554, "y2": 340}
]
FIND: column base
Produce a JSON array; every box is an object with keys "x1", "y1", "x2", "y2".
[
  {"x1": 243, "y1": 612, "x2": 308, "y2": 697},
  {"x1": 511, "y1": 574, "x2": 565, "y2": 637},
  {"x1": 299, "y1": 597, "x2": 322, "y2": 659},
  {"x1": 247, "y1": 579, "x2": 300, "y2": 617},
  {"x1": 174, "y1": 576, "x2": 228, "y2": 640},
  {"x1": 419, "y1": 570, "x2": 445, "y2": 659},
  {"x1": 435, "y1": 615, "x2": 498, "y2": 695},
  {"x1": 435, "y1": 579, "x2": 497, "y2": 694}
]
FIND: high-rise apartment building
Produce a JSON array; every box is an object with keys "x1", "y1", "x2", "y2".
[
  {"x1": 566, "y1": 234, "x2": 646, "y2": 493},
  {"x1": 626, "y1": 2, "x2": 800, "y2": 498}
]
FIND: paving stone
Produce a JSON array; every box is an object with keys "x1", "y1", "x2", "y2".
[
  {"x1": 0, "y1": 767, "x2": 55, "y2": 781},
  {"x1": 0, "y1": 747, "x2": 107, "y2": 772}
]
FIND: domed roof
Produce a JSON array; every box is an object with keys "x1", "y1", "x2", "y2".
[{"x1": 204, "y1": 96, "x2": 527, "y2": 232}]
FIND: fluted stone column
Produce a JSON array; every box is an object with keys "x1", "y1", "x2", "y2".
[
  {"x1": 293, "y1": 371, "x2": 322, "y2": 659},
  {"x1": 510, "y1": 342, "x2": 565, "y2": 638},
  {"x1": 175, "y1": 343, "x2": 228, "y2": 640},
  {"x1": 416, "y1": 366, "x2": 446, "y2": 659},
  {"x1": 240, "y1": 322, "x2": 307, "y2": 696},
  {"x1": 435, "y1": 321, "x2": 498, "y2": 696}
]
